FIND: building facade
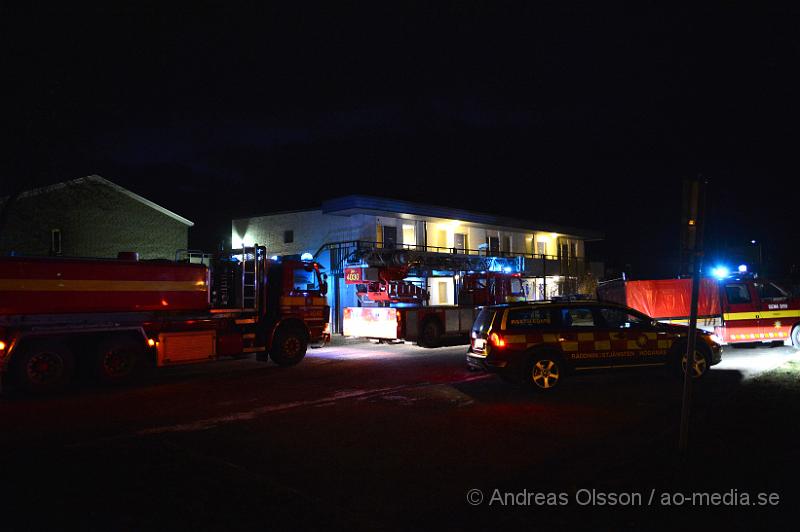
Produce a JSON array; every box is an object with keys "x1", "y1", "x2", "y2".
[
  {"x1": 0, "y1": 175, "x2": 193, "y2": 260},
  {"x1": 232, "y1": 195, "x2": 603, "y2": 332}
]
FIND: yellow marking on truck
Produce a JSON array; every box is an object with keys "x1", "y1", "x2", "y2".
[
  {"x1": 0, "y1": 279, "x2": 206, "y2": 292},
  {"x1": 723, "y1": 310, "x2": 800, "y2": 321},
  {"x1": 542, "y1": 334, "x2": 558, "y2": 343},
  {"x1": 658, "y1": 339, "x2": 672, "y2": 349},
  {"x1": 594, "y1": 340, "x2": 611, "y2": 350},
  {"x1": 644, "y1": 332, "x2": 657, "y2": 340},
  {"x1": 561, "y1": 341, "x2": 579, "y2": 352},
  {"x1": 577, "y1": 332, "x2": 594, "y2": 342},
  {"x1": 505, "y1": 335, "x2": 527, "y2": 344}
]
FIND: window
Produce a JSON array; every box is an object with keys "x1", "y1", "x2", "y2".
[
  {"x1": 510, "y1": 277, "x2": 523, "y2": 297},
  {"x1": 438, "y1": 281, "x2": 449, "y2": 304},
  {"x1": 383, "y1": 226, "x2": 397, "y2": 249},
  {"x1": 454, "y1": 233, "x2": 467, "y2": 252},
  {"x1": 292, "y1": 267, "x2": 319, "y2": 291},
  {"x1": 599, "y1": 308, "x2": 647, "y2": 329},
  {"x1": 283, "y1": 230, "x2": 294, "y2": 244},
  {"x1": 506, "y1": 307, "x2": 553, "y2": 329},
  {"x1": 561, "y1": 307, "x2": 595, "y2": 327},
  {"x1": 536, "y1": 241, "x2": 547, "y2": 256},
  {"x1": 472, "y1": 308, "x2": 495, "y2": 335},
  {"x1": 757, "y1": 282, "x2": 788, "y2": 300},
  {"x1": 725, "y1": 284, "x2": 751, "y2": 304},
  {"x1": 402, "y1": 223, "x2": 416, "y2": 247},
  {"x1": 50, "y1": 229, "x2": 62, "y2": 255},
  {"x1": 487, "y1": 236, "x2": 499, "y2": 254}
]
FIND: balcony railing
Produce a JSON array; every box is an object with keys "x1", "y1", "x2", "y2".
[{"x1": 315, "y1": 240, "x2": 588, "y2": 278}]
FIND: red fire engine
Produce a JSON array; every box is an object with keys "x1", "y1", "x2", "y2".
[
  {"x1": 342, "y1": 265, "x2": 526, "y2": 347},
  {"x1": 597, "y1": 275, "x2": 800, "y2": 346},
  {"x1": 0, "y1": 246, "x2": 330, "y2": 392}
]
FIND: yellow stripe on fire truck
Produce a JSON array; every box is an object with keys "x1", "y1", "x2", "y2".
[{"x1": 723, "y1": 310, "x2": 800, "y2": 321}]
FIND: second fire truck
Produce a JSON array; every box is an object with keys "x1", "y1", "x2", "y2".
[
  {"x1": 342, "y1": 264, "x2": 526, "y2": 347},
  {"x1": 597, "y1": 274, "x2": 800, "y2": 347}
]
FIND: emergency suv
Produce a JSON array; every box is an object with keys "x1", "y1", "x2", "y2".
[{"x1": 467, "y1": 301, "x2": 722, "y2": 391}]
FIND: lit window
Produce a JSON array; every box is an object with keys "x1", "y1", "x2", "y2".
[{"x1": 402, "y1": 223, "x2": 416, "y2": 247}]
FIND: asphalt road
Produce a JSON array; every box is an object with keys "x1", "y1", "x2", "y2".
[{"x1": 1, "y1": 340, "x2": 797, "y2": 531}]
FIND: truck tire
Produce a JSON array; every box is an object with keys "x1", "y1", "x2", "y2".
[
  {"x1": 791, "y1": 326, "x2": 800, "y2": 349},
  {"x1": 95, "y1": 336, "x2": 145, "y2": 384},
  {"x1": 419, "y1": 319, "x2": 442, "y2": 348},
  {"x1": 14, "y1": 340, "x2": 75, "y2": 393},
  {"x1": 269, "y1": 326, "x2": 308, "y2": 367}
]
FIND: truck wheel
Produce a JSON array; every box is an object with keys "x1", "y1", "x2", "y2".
[
  {"x1": 420, "y1": 319, "x2": 442, "y2": 348},
  {"x1": 14, "y1": 341, "x2": 75, "y2": 393},
  {"x1": 792, "y1": 326, "x2": 800, "y2": 349},
  {"x1": 95, "y1": 337, "x2": 145, "y2": 384},
  {"x1": 526, "y1": 352, "x2": 565, "y2": 392},
  {"x1": 269, "y1": 327, "x2": 308, "y2": 367}
]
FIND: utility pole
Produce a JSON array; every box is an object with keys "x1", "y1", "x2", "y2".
[{"x1": 679, "y1": 176, "x2": 708, "y2": 453}]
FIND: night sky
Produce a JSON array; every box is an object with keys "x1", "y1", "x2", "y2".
[{"x1": 4, "y1": 4, "x2": 799, "y2": 278}]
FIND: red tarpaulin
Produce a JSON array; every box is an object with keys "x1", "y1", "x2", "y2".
[{"x1": 598, "y1": 279, "x2": 721, "y2": 319}]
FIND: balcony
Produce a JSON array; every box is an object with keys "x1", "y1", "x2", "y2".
[{"x1": 319, "y1": 240, "x2": 587, "y2": 279}]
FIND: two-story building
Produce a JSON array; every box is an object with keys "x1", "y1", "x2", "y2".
[{"x1": 232, "y1": 195, "x2": 603, "y2": 332}]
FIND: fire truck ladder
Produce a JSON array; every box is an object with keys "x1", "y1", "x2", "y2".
[{"x1": 240, "y1": 246, "x2": 259, "y2": 311}]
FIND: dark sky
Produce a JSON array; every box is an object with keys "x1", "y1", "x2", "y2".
[{"x1": 4, "y1": 4, "x2": 799, "y2": 278}]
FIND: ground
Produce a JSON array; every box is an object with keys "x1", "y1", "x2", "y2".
[{"x1": 1, "y1": 341, "x2": 798, "y2": 531}]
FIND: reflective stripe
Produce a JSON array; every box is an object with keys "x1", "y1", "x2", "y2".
[
  {"x1": 280, "y1": 296, "x2": 307, "y2": 305},
  {"x1": 561, "y1": 341, "x2": 579, "y2": 352},
  {"x1": 577, "y1": 332, "x2": 594, "y2": 342},
  {"x1": 505, "y1": 335, "x2": 526, "y2": 344},
  {"x1": 644, "y1": 332, "x2": 658, "y2": 340},
  {"x1": 724, "y1": 310, "x2": 800, "y2": 321},
  {"x1": 594, "y1": 340, "x2": 611, "y2": 350},
  {"x1": 0, "y1": 279, "x2": 206, "y2": 292},
  {"x1": 542, "y1": 334, "x2": 558, "y2": 343},
  {"x1": 312, "y1": 297, "x2": 328, "y2": 305},
  {"x1": 759, "y1": 310, "x2": 800, "y2": 319},
  {"x1": 658, "y1": 340, "x2": 672, "y2": 349}
]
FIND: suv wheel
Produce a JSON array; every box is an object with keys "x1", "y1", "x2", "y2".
[
  {"x1": 680, "y1": 345, "x2": 711, "y2": 379},
  {"x1": 527, "y1": 353, "x2": 563, "y2": 392}
]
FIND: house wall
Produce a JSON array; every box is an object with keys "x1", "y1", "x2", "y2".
[
  {"x1": 0, "y1": 180, "x2": 188, "y2": 260},
  {"x1": 231, "y1": 211, "x2": 376, "y2": 257}
]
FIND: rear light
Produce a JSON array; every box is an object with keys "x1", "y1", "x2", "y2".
[
  {"x1": 0, "y1": 340, "x2": 6, "y2": 351},
  {"x1": 490, "y1": 332, "x2": 505, "y2": 348},
  {"x1": 344, "y1": 307, "x2": 352, "y2": 319}
]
